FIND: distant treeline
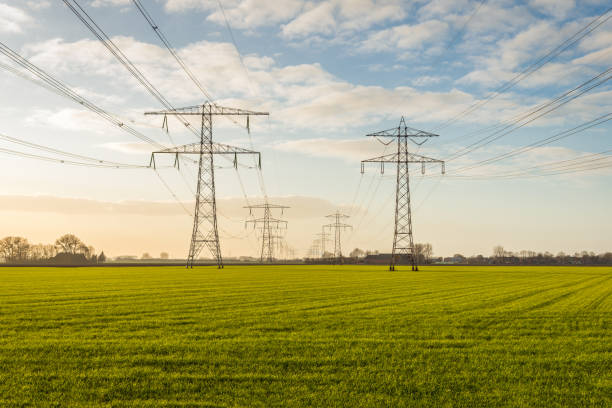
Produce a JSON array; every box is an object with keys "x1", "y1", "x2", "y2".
[
  {"x1": 0, "y1": 234, "x2": 105, "y2": 265},
  {"x1": 343, "y1": 244, "x2": 612, "y2": 266},
  {"x1": 432, "y1": 246, "x2": 612, "y2": 265}
]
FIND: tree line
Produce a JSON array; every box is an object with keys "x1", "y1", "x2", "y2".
[
  {"x1": 346, "y1": 244, "x2": 611, "y2": 265},
  {"x1": 0, "y1": 234, "x2": 105, "y2": 264},
  {"x1": 444, "y1": 246, "x2": 612, "y2": 265}
]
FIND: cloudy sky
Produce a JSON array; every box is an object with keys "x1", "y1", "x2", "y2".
[{"x1": 0, "y1": 0, "x2": 610, "y2": 259}]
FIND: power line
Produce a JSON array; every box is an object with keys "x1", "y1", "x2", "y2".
[
  {"x1": 451, "y1": 112, "x2": 612, "y2": 174},
  {"x1": 444, "y1": 66, "x2": 612, "y2": 163},
  {"x1": 61, "y1": 0, "x2": 201, "y2": 141},
  {"x1": 0, "y1": 145, "x2": 148, "y2": 169},
  {"x1": 129, "y1": 0, "x2": 269, "y2": 203},
  {"x1": 0, "y1": 42, "x2": 165, "y2": 149},
  {"x1": 0, "y1": 131, "x2": 145, "y2": 167},
  {"x1": 131, "y1": 0, "x2": 214, "y2": 103},
  {"x1": 433, "y1": 6, "x2": 612, "y2": 132}
]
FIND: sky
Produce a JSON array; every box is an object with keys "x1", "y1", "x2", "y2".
[{"x1": 0, "y1": 0, "x2": 610, "y2": 259}]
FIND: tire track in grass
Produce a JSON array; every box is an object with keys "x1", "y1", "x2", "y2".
[
  {"x1": 522, "y1": 275, "x2": 612, "y2": 313},
  {"x1": 458, "y1": 274, "x2": 602, "y2": 314}
]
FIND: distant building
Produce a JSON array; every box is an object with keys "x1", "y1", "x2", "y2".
[
  {"x1": 114, "y1": 255, "x2": 137, "y2": 261},
  {"x1": 363, "y1": 254, "x2": 412, "y2": 265}
]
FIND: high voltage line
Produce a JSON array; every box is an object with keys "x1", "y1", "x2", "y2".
[
  {"x1": 0, "y1": 146, "x2": 148, "y2": 169},
  {"x1": 61, "y1": 0, "x2": 200, "y2": 142},
  {"x1": 432, "y1": 6, "x2": 612, "y2": 132},
  {"x1": 0, "y1": 132, "x2": 147, "y2": 168},
  {"x1": 444, "y1": 66, "x2": 612, "y2": 163},
  {"x1": 130, "y1": 0, "x2": 269, "y2": 204},
  {"x1": 0, "y1": 42, "x2": 165, "y2": 148},
  {"x1": 451, "y1": 112, "x2": 612, "y2": 174},
  {"x1": 131, "y1": 0, "x2": 214, "y2": 104}
]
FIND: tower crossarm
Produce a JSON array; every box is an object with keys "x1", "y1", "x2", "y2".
[
  {"x1": 361, "y1": 152, "x2": 445, "y2": 175},
  {"x1": 366, "y1": 117, "x2": 438, "y2": 139},
  {"x1": 145, "y1": 103, "x2": 269, "y2": 116},
  {"x1": 323, "y1": 223, "x2": 352, "y2": 230},
  {"x1": 150, "y1": 142, "x2": 261, "y2": 169},
  {"x1": 246, "y1": 218, "x2": 288, "y2": 226},
  {"x1": 361, "y1": 152, "x2": 443, "y2": 164},
  {"x1": 152, "y1": 142, "x2": 259, "y2": 155},
  {"x1": 244, "y1": 204, "x2": 290, "y2": 210},
  {"x1": 366, "y1": 128, "x2": 439, "y2": 138}
]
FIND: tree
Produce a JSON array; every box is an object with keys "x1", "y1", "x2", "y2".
[
  {"x1": 29, "y1": 244, "x2": 46, "y2": 261},
  {"x1": 42, "y1": 244, "x2": 57, "y2": 259},
  {"x1": 493, "y1": 246, "x2": 505, "y2": 261},
  {"x1": 422, "y1": 243, "x2": 433, "y2": 263},
  {"x1": 0, "y1": 236, "x2": 30, "y2": 262},
  {"x1": 55, "y1": 234, "x2": 84, "y2": 254},
  {"x1": 160, "y1": 252, "x2": 169, "y2": 260},
  {"x1": 98, "y1": 251, "x2": 106, "y2": 263},
  {"x1": 141, "y1": 252, "x2": 152, "y2": 260},
  {"x1": 349, "y1": 248, "x2": 365, "y2": 258},
  {"x1": 321, "y1": 251, "x2": 334, "y2": 259}
]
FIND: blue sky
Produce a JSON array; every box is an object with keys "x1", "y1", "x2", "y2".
[{"x1": 0, "y1": 0, "x2": 610, "y2": 258}]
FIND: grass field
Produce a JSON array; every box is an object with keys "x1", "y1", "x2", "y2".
[{"x1": 0, "y1": 265, "x2": 611, "y2": 407}]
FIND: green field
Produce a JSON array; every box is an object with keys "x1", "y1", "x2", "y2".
[{"x1": 0, "y1": 265, "x2": 611, "y2": 407}]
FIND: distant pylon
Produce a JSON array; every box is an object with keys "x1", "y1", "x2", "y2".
[
  {"x1": 148, "y1": 103, "x2": 268, "y2": 269},
  {"x1": 361, "y1": 117, "x2": 444, "y2": 271},
  {"x1": 324, "y1": 211, "x2": 352, "y2": 263},
  {"x1": 245, "y1": 203, "x2": 289, "y2": 262},
  {"x1": 316, "y1": 228, "x2": 332, "y2": 258}
]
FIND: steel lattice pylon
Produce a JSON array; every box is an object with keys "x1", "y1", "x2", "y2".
[
  {"x1": 324, "y1": 211, "x2": 352, "y2": 264},
  {"x1": 361, "y1": 117, "x2": 445, "y2": 271},
  {"x1": 245, "y1": 203, "x2": 289, "y2": 263},
  {"x1": 147, "y1": 103, "x2": 268, "y2": 268}
]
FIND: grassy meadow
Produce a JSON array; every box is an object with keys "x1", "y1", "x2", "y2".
[{"x1": 0, "y1": 265, "x2": 610, "y2": 407}]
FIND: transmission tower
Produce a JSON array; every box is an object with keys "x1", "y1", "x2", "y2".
[
  {"x1": 324, "y1": 212, "x2": 352, "y2": 263},
  {"x1": 316, "y1": 228, "x2": 332, "y2": 258},
  {"x1": 361, "y1": 117, "x2": 444, "y2": 271},
  {"x1": 148, "y1": 103, "x2": 268, "y2": 268},
  {"x1": 245, "y1": 203, "x2": 289, "y2": 263}
]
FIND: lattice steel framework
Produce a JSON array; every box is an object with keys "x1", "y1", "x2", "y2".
[
  {"x1": 324, "y1": 211, "x2": 352, "y2": 263},
  {"x1": 316, "y1": 228, "x2": 332, "y2": 258},
  {"x1": 361, "y1": 117, "x2": 445, "y2": 271},
  {"x1": 148, "y1": 103, "x2": 268, "y2": 268},
  {"x1": 245, "y1": 203, "x2": 289, "y2": 263}
]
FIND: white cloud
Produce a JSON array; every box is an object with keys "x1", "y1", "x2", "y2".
[
  {"x1": 0, "y1": 3, "x2": 31, "y2": 33},
  {"x1": 360, "y1": 20, "x2": 449, "y2": 52},
  {"x1": 207, "y1": 0, "x2": 304, "y2": 29},
  {"x1": 163, "y1": 0, "x2": 217, "y2": 13},
  {"x1": 26, "y1": 1, "x2": 51, "y2": 10},
  {"x1": 529, "y1": 0, "x2": 575, "y2": 20},
  {"x1": 20, "y1": 30, "x2": 609, "y2": 138},
  {"x1": 26, "y1": 108, "x2": 123, "y2": 136},
  {"x1": 282, "y1": 2, "x2": 336, "y2": 38},
  {"x1": 274, "y1": 138, "x2": 388, "y2": 162},
  {"x1": 91, "y1": 0, "x2": 131, "y2": 7},
  {"x1": 412, "y1": 75, "x2": 448, "y2": 87},
  {"x1": 102, "y1": 141, "x2": 156, "y2": 154}
]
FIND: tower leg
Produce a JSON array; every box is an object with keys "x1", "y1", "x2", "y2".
[
  {"x1": 390, "y1": 136, "x2": 416, "y2": 272},
  {"x1": 187, "y1": 108, "x2": 223, "y2": 269}
]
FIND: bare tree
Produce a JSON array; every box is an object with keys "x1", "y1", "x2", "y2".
[
  {"x1": 493, "y1": 246, "x2": 505, "y2": 260},
  {"x1": 0, "y1": 236, "x2": 30, "y2": 262},
  {"x1": 422, "y1": 243, "x2": 433, "y2": 263},
  {"x1": 29, "y1": 244, "x2": 46, "y2": 261},
  {"x1": 55, "y1": 234, "x2": 85, "y2": 254},
  {"x1": 349, "y1": 248, "x2": 365, "y2": 258}
]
